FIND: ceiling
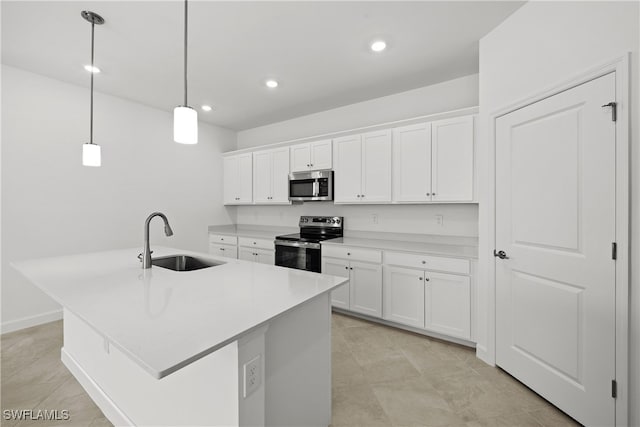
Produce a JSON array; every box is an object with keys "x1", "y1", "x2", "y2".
[{"x1": 1, "y1": 1, "x2": 523, "y2": 130}]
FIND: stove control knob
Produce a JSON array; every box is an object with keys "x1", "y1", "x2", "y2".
[{"x1": 336, "y1": 219, "x2": 341, "y2": 224}]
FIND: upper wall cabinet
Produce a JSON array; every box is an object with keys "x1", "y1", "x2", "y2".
[
  {"x1": 223, "y1": 153, "x2": 253, "y2": 205},
  {"x1": 253, "y1": 147, "x2": 291, "y2": 205},
  {"x1": 290, "y1": 139, "x2": 332, "y2": 172},
  {"x1": 393, "y1": 115, "x2": 474, "y2": 203},
  {"x1": 431, "y1": 116, "x2": 474, "y2": 202},
  {"x1": 334, "y1": 129, "x2": 392, "y2": 204}
]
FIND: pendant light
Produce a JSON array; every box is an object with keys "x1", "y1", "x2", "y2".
[
  {"x1": 173, "y1": 0, "x2": 198, "y2": 144},
  {"x1": 81, "y1": 11, "x2": 104, "y2": 167}
]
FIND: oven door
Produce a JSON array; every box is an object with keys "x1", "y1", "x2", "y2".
[{"x1": 274, "y1": 240, "x2": 321, "y2": 272}]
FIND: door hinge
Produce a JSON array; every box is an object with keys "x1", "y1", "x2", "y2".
[
  {"x1": 612, "y1": 242, "x2": 617, "y2": 260},
  {"x1": 601, "y1": 101, "x2": 617, "y2": 122},
  {"x1": 612, "y1": 379, "x2": 617, "y2": 398}
]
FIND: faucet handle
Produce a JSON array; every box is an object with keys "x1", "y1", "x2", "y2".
[{"x1": 137, "y1": 251, "x2": 153, "y2": 261}]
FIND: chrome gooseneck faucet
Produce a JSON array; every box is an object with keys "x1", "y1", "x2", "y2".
[{"x1": 140, "y1": 212, "x2": 174, "y2": 269}]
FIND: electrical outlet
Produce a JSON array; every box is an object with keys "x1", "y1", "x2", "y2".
[
  {"x1": 372, "y1": 213, "x2": 378, "y2": 224},
  {"x1": 243, "y1": 355, "x2": 261, "y2": 398},
  {"x1": 436, "y1": 215, "x2": 444, "y2": 226}
]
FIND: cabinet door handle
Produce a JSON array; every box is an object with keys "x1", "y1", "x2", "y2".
[
  {"x1": 350, "y1": 267, "x2": 353, "y2": 270},
  {"x1": 432, "y1": 193, "x2": 436, "y2": 196},
  {"x1": 347, "y1": 252, "x2": 351, "y2": 256},
  {"x1": 426, "y1": 193, "x2": 431, "y2": 196},
  {"x1": 310, "y1": 163, "x2": 313, "y2": 167},
  {"x1": 219, "y1": 248, "x2": 224, "y2": 251},
  {"x1": 345, "y1": 266, "x2": 348, "y2": 270},
  {"x1": 419, "y1": 277, "x2": 423, "y2": 280},
  {"x1": 425, "y1": 277, "x2": 430, "y2": 282},
  {"x1": 307, "y1": 164, "x2": 310, "y2": 167},
  {"x1": 421, "y1": 260, "x2": 426, "y2": 264}
]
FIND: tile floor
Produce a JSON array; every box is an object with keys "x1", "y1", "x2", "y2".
[{"x1": 0, "y1": 314, "x2": 580, "y2": 427}]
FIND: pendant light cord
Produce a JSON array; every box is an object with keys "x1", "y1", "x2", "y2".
[
  {"x1": 183, "y1": 0, "x2": 188, "y2": 106},
  {"x1": 90, "y1": 21, "x2": 95, "y2": 144}
]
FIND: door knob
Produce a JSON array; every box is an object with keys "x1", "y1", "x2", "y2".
[{"x1": 493, "y1": 250, "x2": 509, "y2": 259}]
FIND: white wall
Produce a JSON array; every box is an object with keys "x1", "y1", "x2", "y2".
[
  {"x1": 477, "y1": 1, "x2": 639, "y2": 424},
  {"x1": 237, "y1": 74, "x2": 479, "y2": 149},
  {"x1": 237, "y1": 203, "x2": 478, "y2": 237},
  {"x1": 1, "y1": 65, "x2": 237, "y2": 332},
  {"x1": 236, "y1": 74, "x2": 479, "y2": 237}
]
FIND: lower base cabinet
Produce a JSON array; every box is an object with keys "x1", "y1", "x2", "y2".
[
  {"x1": 209, "y1": 243, "x2": 238, "y2": 259},
  {"x1": 383, "y1": 265, "x2": 471, "y2": 340},
  {"x1": 322, "y1": 255, "x2": 382, "y2": 318},
  {"x1": 383, "y1": 266, "x2": 425, "y2": 328},
  {"x1": 239, "y1": 247, "x2": 274, "y2": 265},
  {"x1": 424, "y1": 272, "x2": 470, "y2": 339}
]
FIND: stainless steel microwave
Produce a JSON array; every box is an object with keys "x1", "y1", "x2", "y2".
[{"x1": 288, "y1": 170, "x2": 333, "y2": 202}]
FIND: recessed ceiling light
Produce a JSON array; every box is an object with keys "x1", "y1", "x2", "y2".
[
  {"x1": 84, "y1": 65, "x2": 101, "y2": 73},
  {"x1": 370, "y1": 40, "x2": 387, "y2": 53},
  {"x1": 265, "y1": 79, "x2": 279, "y2": 89},
  {"x1": 201, "y1": 105, "x2": 213, "y2": 112}
]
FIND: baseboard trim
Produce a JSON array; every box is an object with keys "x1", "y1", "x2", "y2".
[
  {"x1": 1, "y1": 309, "x2": 63, "y2": 334},
  {"x1": 61, "y1": 348, "x2": 135, "y2": 427}
]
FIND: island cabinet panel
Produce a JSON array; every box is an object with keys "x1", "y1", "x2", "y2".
[
  {"x1": 424, "y1": 272, "x2": 471, "y2": 340},
  {"x1": 383, "y1": 265, "x2": 426, "y2": 328},
  {"x1": 224, "y1": 153, "x2": 253, "y2": 205},
  {"x1": 431, "y1": 116, "x2": 474, "y2": 202},
  {"x1": 322, "y1": 257, "x2": 350, "y2": 310},
  {"x1": 392, "y1": 123, "x2": 432, "y2": 202},
  {"x1": 349, "y1": 260, "x2": 383, "y2": 318},
  {"x1": 290, "y1": 139, "x2": 332, "y2": 172},
  {"x1": 253, "y1": 147, "x2": 290, "y2": 205}
]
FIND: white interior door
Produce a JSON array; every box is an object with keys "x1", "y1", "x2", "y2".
[{"x1": 495, "y1": 72, "x2": 616, "y2": 427}]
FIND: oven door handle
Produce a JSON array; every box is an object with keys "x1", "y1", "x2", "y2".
[{"x1": 274, "y1": 240, "x2": 321, "y2": 250}]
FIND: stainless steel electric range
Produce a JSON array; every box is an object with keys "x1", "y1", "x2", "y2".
[{"x1": 274, "y1": 216, "x2": 344, "y2": 273}]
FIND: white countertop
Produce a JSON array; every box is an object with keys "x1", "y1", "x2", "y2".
[
  {"x1": 323, "y1": 234, "x2": 478, "y2": 259},
  {"x1": 12, "y1": 247, "x2": 346, "y2": 379},
  {"x1": 208, "y1": 224, "x2": 298, "y2": 240}
]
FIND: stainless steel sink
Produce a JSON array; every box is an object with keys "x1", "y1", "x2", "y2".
[{"x1": 151, "y1": 255, "x2": 223, "y2": 272}]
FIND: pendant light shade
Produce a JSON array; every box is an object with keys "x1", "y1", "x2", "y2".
[
  {"x1": 82, "y1": 143, "x2": 101, "y2": 167},
  {"x1": 174, "y1": 105, "x2": 198, "y2": 144},
  {"x1": 81, "y1": 10, "x2": 104, "y2": 167},
  {"x1": 174, "y1": 0, "x2": 198, "y2": 144}
]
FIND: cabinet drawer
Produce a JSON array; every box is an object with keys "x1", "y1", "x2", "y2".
[
  {"x1": 384, "y1": 251, "x2": 469, "y2": 275},
  {"x1": 209, "y1": 243, "x2": 238, "y2": 259},
  {"x1": 209, "y1": 234, "x2": 237, "y2": 245},
  {"x1": 238, "y1": 236, "x2": 274, "y2": 251},
  {"x1": 322, "y1": 245, "x2": 382, "y2": 264}
]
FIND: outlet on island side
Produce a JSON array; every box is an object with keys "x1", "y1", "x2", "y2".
[{"x1": 243, "y1": 354, "x2": 262, "y2": 398}]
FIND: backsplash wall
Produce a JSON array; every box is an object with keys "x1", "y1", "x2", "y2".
[{"x1": 236, "y1": 203, "x2": 478, "y2": 237}]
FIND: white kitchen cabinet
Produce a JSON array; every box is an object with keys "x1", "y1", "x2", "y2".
[
  {"x1": 349, "y1": 260, "x2": 383, "y2": 318},
  {"x1": 334, "y1": 130, "x2": 392, "y2": 204},
  {"x1": 223, "y1": 153, "x2": 253, "y2": 205},
  {"x1": 392, "y1": 123, "x2": 432, "y2": 202},
  {"x1": 238, "y1": 237, "x2": 275, "y2": 265},
  {"x1": 392, "y1": 116, "x2": 474, "y2": 203},
  {"x1": 383, "y1": 265, "x2": 425, "y2": 328},
  {"x1": 431, "y1": 116, "x2": 474, "y2": 202},
  {"x1": 209, "y1": 243, "x2": 238, "y2": 259},
  {"x1": 424, "y1": 272, "x2": 471, "y2": 339},
  {"x1": 253, "y1": 147, "x2": 290, "y2": 204},
  {"x1": 322, "y1": 257, "x2": 350, "y2": 310},
  {"x1": 290, "y1": 139, "x2": 332, "y2": 172},
  {"x1": 322, "y1": 246, "x2": 383, "y2": 317},
  {"x1": 238, "y1": 247, "x2": 255, "y2": 262}
]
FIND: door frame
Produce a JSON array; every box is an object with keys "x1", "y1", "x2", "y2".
[{"x1": 483, "y1": 53, "x2": 630, "y2": 425}]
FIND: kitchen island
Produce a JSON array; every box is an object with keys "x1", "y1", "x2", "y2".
[{"x1": 13, "y1": 247, "x2": 347, "y2": 426}]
